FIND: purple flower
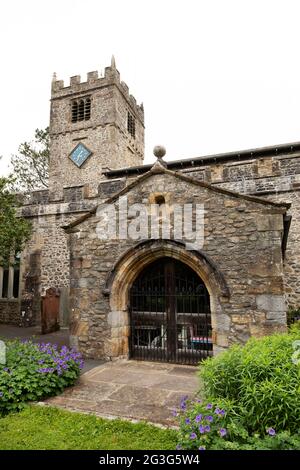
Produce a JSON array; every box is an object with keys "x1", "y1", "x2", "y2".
[
  {"x1": 206, "y1": 403, "x2": 213, "y2": 410},
  {"x1": 199, "y1": 425, "x2": 205, "y2": 434},
  {"x1": 219, "y1": 409, "x2": 226, "y2": 416},
  {"x1": 205, "y1": 415, "x2": 213, "y2": 422},
  {"x1": 198, "y1": 446, "x2": 206, "y2": 450},
  {"x1": 3, "y1": 367, "x2": 9, "y2": 372},
  {"x1": 185, "y1": 418, "x2": 191, "y2": 425},
  {"x1": 0, "y1": 392, "x2": 3, "y2": 397},
  {"x1": 172, "y1": 409, "x2": 178, "y2": 417},
  {"x1": 37, "y1": 367, "x2": 55, "y2": 374},
  {"x1": 267, "y1": 427, "x2": 276, "y2": 436},
  {"x1": 214, "y1": 407, "x2": 221, "y2": 415},
  {"x1": 195, "y1": 414, "x2": 202, "y2": 423},
  {"x1": 204, "y1": 425, "x2": 211, "y2": 433},
  {"x1": 180, "y1": 401, "x2": 187, "y2": 411},
  {"x1": 190, "y1": 432, "x2": 197, "y2": 440},
  {"x1": 219, "y1": 428, "x2": 227, "y2": 437},
  {"x1": 196, "y1": 398, "x2": 202, "y2": 403},
  {"x1": 176, "y1": 444, "x2": 182, "y2": 450}
]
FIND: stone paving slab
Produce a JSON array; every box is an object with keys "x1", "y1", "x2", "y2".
[
  {"x1": 45, "y1": 360, "x2": 199, "y2": 426},
  {"x1": 0, "y1": 324, "x2": 70, "y2": 348}
]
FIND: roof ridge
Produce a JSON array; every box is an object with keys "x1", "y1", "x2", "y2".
[{"x1": 63, "y1": 165, "x2": 290, "y2": 231}]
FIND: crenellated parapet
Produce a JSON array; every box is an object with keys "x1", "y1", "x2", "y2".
[{"x1": 51, "y1": 56, "x2": 144, "y2": 123}]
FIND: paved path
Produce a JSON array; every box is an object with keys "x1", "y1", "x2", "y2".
[
  {"x1": 1, "y1": 326, "x2": 200, "y2": 424},
  {"x1": 0, "y1": 324, "x2": 103, "y2": 374},
  {"x1": 45, "y1": 360, "x2": 199, "y2": 426},
  {"x1": 0, "y1": 324, "x2": 70, "y2": 348}
]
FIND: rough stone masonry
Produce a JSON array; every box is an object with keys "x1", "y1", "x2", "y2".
[{"x1": 0, "y1": 57, "x2": 298, "y2": 362}]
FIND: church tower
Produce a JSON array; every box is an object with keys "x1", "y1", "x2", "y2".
[{"x1": 49, "y1": 57, "x2": 144, "y2": 198}]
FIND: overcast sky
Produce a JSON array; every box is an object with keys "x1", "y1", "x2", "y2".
[{"x1": 1, "y1": 0, "x2": 300, "y2": 175}]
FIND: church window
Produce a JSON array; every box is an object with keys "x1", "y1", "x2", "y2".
[
  {"x1": 12, "y1": 254, "x2": 20, "y2": 298},
  {"x1": 71, "y1": 100, "x2": 78, "y2": 122},
  {"x1": 71, "y1": 97, "x2": 92, "y2": 123},
  {"x1": 0, "y1": 253, "x2": 21, "y2": 299},
  {"x1": 78, "y1": 100, "x2": 85, "y2": 121},
  {"x1": 127, "y1": 112, "x2": 136, "y2": 138},
  {"x1": 1, "y1": 269, "x2": 9, "y2": 298},
  {"x1": 85, "y1": 98, "x2": 91, "y2": 120},
  {"x1": 155, "y1": 195, "x2": 165, "y2": 205}
]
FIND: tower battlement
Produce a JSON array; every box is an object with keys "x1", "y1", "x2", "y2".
[
  {"x1": 49, "y1": 56, "x2": 145, "y2": 199},
  {"x1": 51, "y1": 57, "x2": 144, "y2": 122}
]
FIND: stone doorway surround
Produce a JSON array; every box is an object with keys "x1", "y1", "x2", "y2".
[
  {"x1": 103, "y1": 239, "x2": 230, "y2": 359},
  {"x1": 44, "y1": 360, "x2": 199, "y2": 426}
]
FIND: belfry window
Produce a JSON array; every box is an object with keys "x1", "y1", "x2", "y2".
[
  {"x1": 71, "y1": 101, "x2": 78, "y2": 122},
  {"x1": 0, "y1": 253, "x2": 21, "y2": 299},
  {"x1": 71, "y1": 97, "x2": 91, "y2": 122},
  {"x1": 78, "y1": 100, "x2": 85, "y2": 121},
  {"x1": 127, "y1": 112, "x2": 136, "y2": 138},
  {"x1": 85, "y1": 98, "x2": 91, "y2": 120}
]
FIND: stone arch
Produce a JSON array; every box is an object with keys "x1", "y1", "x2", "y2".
[{"x1": 104, "y1": 240, "x2": 230, "y2": 358}]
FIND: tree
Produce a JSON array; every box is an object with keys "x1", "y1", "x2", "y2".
[
  {"x1": 0, "y1": 177, "x2": 32, "y2": 266},
  {"x1": 10, "y1": 127, "x2": 49, "y2": 192}
]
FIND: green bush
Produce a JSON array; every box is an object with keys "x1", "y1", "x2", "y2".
[
  {"x1": 176, "y1": 396, "x2": 243, "y2": 450},
  {"x1": 176, "y1": 397, "x2": 300, "y2": 450},
  {"x1": 0, "y1": 340, "x2": 83, "y2": 415},
  {"x1": 200, "y1": 330, "x2": 300, "y2": 434},
  {"x1": 290, "y1": 321, "x2": 300, "y2": 333}
]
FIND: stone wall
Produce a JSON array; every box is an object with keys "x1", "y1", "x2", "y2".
[
  {"x1": 107, "y1": 150, "x2": 300, "y2": 309},
  {"x1": 67, "y1": 169, "x2": 287, "y2": 359},
  {"x1": 0, "y1": 300, "x2": 20, "y2": 325},
  {"x1": 180, "y1": 153, "x2": 300, "y2": 308},
  {"x1": 15, "y1": 148, "x2": 300, "y2": 333},
  {"x1": 18, "y1": 187, "x2": 98, "y2": 326}
]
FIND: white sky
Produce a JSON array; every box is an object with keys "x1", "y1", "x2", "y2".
[{"x1": 1, "y1": 0, "x2": 300, "y2": 175}]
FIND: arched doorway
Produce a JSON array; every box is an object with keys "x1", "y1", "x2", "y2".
[{"x1": 129, "y1": 257, "x2": 212, "y2": 365}]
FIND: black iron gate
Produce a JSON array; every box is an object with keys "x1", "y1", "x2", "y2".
[{"x1": 129, "y1": 257, "x2": 212, "y2": 365}]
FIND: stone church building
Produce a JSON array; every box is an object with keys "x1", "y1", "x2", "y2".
[{"x1": 1, "y1": 58, "x2": 299, "y2": 364}]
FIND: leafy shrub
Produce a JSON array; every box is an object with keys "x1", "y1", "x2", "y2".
[
  {"x1": 176, "y1": 396, "x2": 243, "y2": 450},
  {"x1": 0, "y1": 340, "x2": 83, "y2": 415},
  {"x1": 290, "y1": 321, "x2": 300, "y2": 333},
  {"x1": 176, "y1": 397, "x2": 300, "y2": 450},
  {"x1": 200, "y1": 330, "x2": 300, "y2": 434}
]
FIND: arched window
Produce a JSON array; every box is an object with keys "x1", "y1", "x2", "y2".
[
  {"x1": 71, "y1": 100, "x2": 78, "y2": 123},
  {"x1": 0, "y1": 253, "x2": 21, "y2": 299},
  {"x1": 85, "y1": 98, "x2": 91, "y2": 120},
  {"x1": 78, "y1": 99, "x2": 85, "y2": 121},
  {"x1": 71, "y1": 97, "x2": 92, "y2": 122},
  {"x1": 154, "y1": 195, "x2": 165, "y2": 206}
]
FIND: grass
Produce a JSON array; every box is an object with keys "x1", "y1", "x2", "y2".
[{"x1": 0, "y1": 405, "x2": 178, "y2": 450}]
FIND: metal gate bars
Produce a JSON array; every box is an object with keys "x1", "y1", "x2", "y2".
[{"x1": 129, "y1": 257, "x2": 212, "y2": 365}]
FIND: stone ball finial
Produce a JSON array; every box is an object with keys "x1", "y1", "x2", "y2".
[{"x1": 153, "y1": 145, "x2": 166, "y2": 159}]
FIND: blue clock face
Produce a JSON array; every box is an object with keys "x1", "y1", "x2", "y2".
[{"x1": 69, "y1": 143, "x2": 92, "y2": 168}]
